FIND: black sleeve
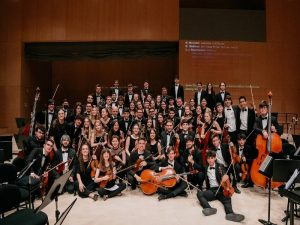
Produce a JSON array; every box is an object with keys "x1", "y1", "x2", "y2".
[{"x1": 192, "y1": 150, "x2": 204, "y2": 172}]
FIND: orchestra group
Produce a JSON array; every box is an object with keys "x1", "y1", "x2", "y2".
[{"x1": 13, "y1": 78, "x2": 286, "y2": 223}]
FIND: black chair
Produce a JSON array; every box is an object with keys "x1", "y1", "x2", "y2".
[
  {"x1": 0, "y1": 184, "x2": 48, "y2": 225},
  {"x1": 0, "y1": 163, "x2": 33, "y2": 209}
]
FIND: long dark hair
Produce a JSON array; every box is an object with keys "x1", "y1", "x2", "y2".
[
  {"x1": 78, "y1": 144, "x2": 91, "y2": 173},
  {"x1": 99, "y1": 148, "x2": 113, "y2": 172}
]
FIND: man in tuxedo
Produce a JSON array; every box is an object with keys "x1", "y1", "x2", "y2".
[
  {"x1": 236, "y1": 96, "x2": 256, "y2": 146},
  {"x1": 170, "y1": 77, "x2": 184, "y2": 101},
  {"x1": 67, "y1": 115, "x2": 83, "y2": 149},
  {"x1": 110, "y1": 80, "x2": 123, "y2": 99},
  {"x1": 215, "y1": 82, "x2": 230, "y2": 105},
  {"x1": 57, "y1": 135, "x2": 77, "y2": 193},
  {"x1": 196, "y1": 150, "x2": 244, "y2": 222},
  {"x1": 35, "y1": 99, "x2": 56, "y2": 132},
  {"x1": 194, "y1": 82, "x2": 207, "y2": 106},
  {"x1": 124, "y1": 83, "x2": 134, "y2": 107},
  {"x1": 111, "y1": 106, "x2": 121, "y2": 121},
  {"x1": 156, "y1": 147, "x2": 188, "y2": 200},
  {"x1": 167, "y1": 108, "x2": 180, "y2": 129},
  {"x1": 119, "y1": 108, "x2": 132, "y2": 135},
  {"x1": 160, "y1": 120, "x2": 177, "y2": 156},
  {"x1": 140, "y1": 80, "x2": 152, "y2": 103},
  {"x1": 254, "y1": 100, "x2": 282, "y2": 138},
  {"x1": 180, "y1": 136, "x2": 205, "y2": 189},
  {"x1": 161, "y1": 86, "x2": 170, "y2": 103},
  {"x1": 175, "y1": 97, "x2": 184, "y2": 118},
  {"x1": 211, "y1": 135, "x2": 240, "y2": 194},
  {"x1": 93, "y1": 84, "x2": 105, "y2": 107},
  {"x1": 133, "y1": 109, "x2": 146, "y2": 129},
  {"x1": 236, "y1": 133, "x2": 258, "y2": 188},
  {"x1": 178, "y1": 120, "x2": 195, "y2": 154},
  {"x1": 224, "y1": 95, "x2": 238, "y2": 144}
]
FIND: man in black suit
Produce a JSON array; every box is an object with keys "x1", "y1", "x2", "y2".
[
  {"x1": 178, "y1": 120, "x2": 195, "y2": 155},
  {"x1": 215, "y1": 82, "x2": 230, "y2": 105},
  {"x1": 170, "y1": 77, "x2": 184, "y2": 101},
  {"x1": 156, "y1": 147, "x2": 188, "y2": 200},
  {"x1": 127, "y1": 137, "x2": 156, "y2": 190},
  {"x1": 140, "y1": 80, "x2": 152, "y2": 103},
  {"x1": 180, "y1": 136, "x2": 205, "y2": 189},
  {"x1": 119, "y1": 108, "x2": 133, "y2": 135},
  {"x1": 92, "y1": 84, "x2": 106, "y2": 107},
  {"x1": 57, "y1": 135, "x2": 77, "y2": 193},
  {"x1": 236, "y1": 96, "x2": 256, "y2": 146},
  {"x1": 211, "y1": 135, "x2": 240, "y2": 194},
  {"x1": 35, "y1": 99, "x2": 57, "y2": 133},
  {"x1": 67, "y1": 115, "x2": 83, "y2": 149},
  {"x1": 167, "y1": 108, "x2": 180, "y2": 129},
  {"x1": 254, "y1": 100, "x2": 282, "y2": 138},
  {"x1": 196, "y1": 150, "x2": 244, "y2": 222},
  {"x1": 194, "y1": 82, "x2": 207, "y2": 106},
  {"x1": 124, "y1": 83, "x2": 134, "y2": 107},
  {"x1": 175, "y1": 97, "x2": 184, "y2": 119},
  {"x1": 236, "y1": 133, "x2": 258, "y2": 188},
  {"x1": 133, "y1": 109, "x2": 147, "y2": 128},
  {"x1": 224, "y1": 95, "x2": 238, "y2": 144},
  {"x1": 161, "y1": 86, "x2": 170, "y2": 103},
  {"x1": 160, "y1": 120, "x2": 177, "y2": 156},
  {"x1": 110, "y1": 80, "x2": 123, "y2": 99}
]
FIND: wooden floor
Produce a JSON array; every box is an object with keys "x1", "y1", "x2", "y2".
[{"x1": 38, "y1": 183, "x2": 299, "y2": 225}]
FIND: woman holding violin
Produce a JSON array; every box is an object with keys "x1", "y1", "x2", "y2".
[
  {"x1": 94, "y1": 149, "x2": 126, "y2": 200},
  {"x1": 75, "y1": 143, "x2": 99, "y2": 201},
  {"x1": 155, "y1": 147, "x2": 188, "y2": 201},
  {"x1": 197, "y1": 150, "x2": 245, "y2": 223},
  {"x1": 110, "y1": 135, "x2": 127, "y2": 181}
]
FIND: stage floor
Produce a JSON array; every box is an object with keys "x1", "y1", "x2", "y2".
[{"x1": 40, "y1": 184, "x2": 298, "y2": 225}]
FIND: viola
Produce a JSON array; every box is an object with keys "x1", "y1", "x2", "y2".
[
  {"x1": 241, "y1": 161, "x2": 249, "y2": 182},
  {"x1": 174, "y1": 137, "x2": 180, "y2": 158},
  {"x1": 228, "y1": 141, "x2": 240, "y2": 165}
]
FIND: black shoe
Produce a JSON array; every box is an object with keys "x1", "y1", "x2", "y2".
[
  {"x1": 202, "y1": 208, "x2": 217, "y2": 216},
  {"x1": 234, "y1": 186, "x2": 241, "y2": 194},
  {"x1": 158, "y1": 194, "x2": 168, "y2": 201},
  {"x1": 241, "y1": 183, "x2": 254, "y2": 188},
  {"x1": 226, "y1": 213, "x2": 245, "y2": 222},
  {"x1": 179, "y1": 191, "x2": 188, "y2": 198}
]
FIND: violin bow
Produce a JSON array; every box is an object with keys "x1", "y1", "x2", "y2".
[
  {"x1": 215, "y1": 162, "x2": 233, "y2": 196},
  {"x1": 250, "y1": 84, "x2": 256, "y2": 112},
  {"x1": 51, "y1": 84, "x2": 60, "y2": 100}
]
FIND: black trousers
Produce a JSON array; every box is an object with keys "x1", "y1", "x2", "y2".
[
  {"x1": 75, "y1": 181, "x2": 97, "y2": 198},
  {"x1": 228, "y1": 131, "x2": 237, "y2": 145},
  {"x1": 97, "y1": 183, "x2": 126, "y2": 198},
  {"x1": 157, "y1": 180, "x2": 188, "y2": 197},
  {"x1": 188, "y1": 172, "x2": 205, "y2": 189},
  {"x1": 197, "y1": 188, "x2": 234, "y2": 214},
  {"x1": 127, "y1": 173, "x2": 138, "y2": 190}
]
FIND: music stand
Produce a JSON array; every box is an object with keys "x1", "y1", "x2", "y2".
[
  {"x1": 54, "y1": 198, "x2": 77, "y2": 225},
  {"x1": 36, "y1": 169, "x2": 74, "y2": 222},
  {"x1": 273, "y1": 159, "x2": 300, "y2": 183},
  {"x1": 292, "y1": 135, "x2": 300, "y2": 149}
]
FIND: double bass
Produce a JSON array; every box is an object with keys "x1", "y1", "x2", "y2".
[{"x1": 250, "y1": 92, "x2": 282, "y2": 189}]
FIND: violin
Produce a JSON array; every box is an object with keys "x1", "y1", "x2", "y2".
[
  {"x1": 90, "y1": 159, "x2": 99, "y2": 178},
  {"x1": 133, "y1": 154, "x2": 152, "y2": 173},
  {"x1": 240, "y1": 160, "x2": 249, "y2": 182},
  {"x1": 228, "y1": 141, "x2": 240, "y2": 165},
  {"x1": 221, "y1": 175, "x2": 235, "y2": 198},
  {"x1": 174, "y1": 136, "x2": 180, "y2": 158},
  {"x1": 99, "y1": 168, "x2": 113, "y2": 188}
]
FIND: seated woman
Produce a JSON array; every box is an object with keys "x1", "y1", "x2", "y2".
[
  {"x1": 75, "y1": 143, "x2": 98, "y2": 201},
  {"x1": 94, "y1": 149, "x2": 126, "y2": 200}
]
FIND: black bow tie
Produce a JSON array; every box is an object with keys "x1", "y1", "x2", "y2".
[
  {"x1": 48, "y1": 112, "x2": 54, "y2": 115},
  {"x1": 221, "y1": 91, "x2": 225, "y2": 94},
  {"x1": 209, "y1": 167, "x2": 215, "y2": 170},
  {"x1": 262, "y1": 117, "x2": 267, "y2": 120},
  {"x1": 216, "y1": 148, "x2": 221, "y2": 151},
  {"x1": 227, "y1": 108, "x2": 231, "y2": 111},
  {"x1": 242, "y1": 109, "x2": 247, "y2": 112},
  {"x1": 62, "y1": 151, "x2": 68, "y2": 154}
]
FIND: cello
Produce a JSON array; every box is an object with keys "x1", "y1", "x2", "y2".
[{"x1": 250, "y1": 92, "x2": 282, "y2": 189}]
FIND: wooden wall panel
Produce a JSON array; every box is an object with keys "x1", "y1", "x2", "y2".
[
  {"x1": 51, "y1": 57, "x2": 177, "y2": 106},
  {"x1": 22, "y1": 0, "x2": 179, "y2": 42}
]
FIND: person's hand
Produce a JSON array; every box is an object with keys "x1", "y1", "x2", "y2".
[
  {"x1": 69, "y1": 176, "x2": 74, "y2": 182},
  {"x1": 79, "y1": 182, "x2": 85, "y2": 192},
  {"x1": 102, "y1": 175, "x2": 110, "y2": 181},
  {"x1": 135, "y1": 175, "x2": 142, "y2": 182},
  {"x1": 188, "y1": 155, "x2": 194, "y2": 164},
  {"x1": 30, "y1": 173, "x2": 40, "y2": 179},
  {"x1": 263, "y1": 130, "x2": 268, "y2": 139},
  {"x1": 140, "y1": 161, "x2": 147, "y2": 167},
  {"x1": 221, "y1": 174, "x2": 229, "y2": 183},
  {"x1": 271, "y1": 125, "x2": 277, "y2": 133}
]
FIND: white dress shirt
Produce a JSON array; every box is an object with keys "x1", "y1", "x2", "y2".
[
  {"x1": 207, "y1": 163, "x2": 219, "y2": 188},
  {"x1": 240, "y1": 107, "x2": 248, "y2": 131},
  {"x1": 224, "y1": 106, "x2": 236, "y2": 132}
]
